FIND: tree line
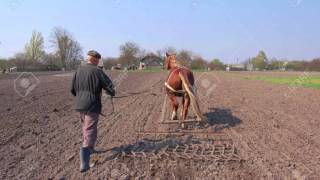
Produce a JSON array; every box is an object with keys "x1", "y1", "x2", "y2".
[
  {"x1": 0, "y1": 27, "x2": 83, "y2": 71},
  {"x1": 244, "y1": 50, "x2": 320, "y2": 71},
  {"x1": 102, "y1": 43, "x2": 226, "y2": 71},
  {"x1": 1, "y1": 28, "x2": 319, "y2": 72},
  {"x1": 0, "y1": 29, "x2": 226, "y2": 72}
]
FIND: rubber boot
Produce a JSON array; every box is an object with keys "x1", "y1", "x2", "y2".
[{"x1": 80, "y1": 147, "x2": 91, "y2": 172}]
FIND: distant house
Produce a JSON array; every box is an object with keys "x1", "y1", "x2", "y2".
[
  {"x1": 139, "y1": 54, "x2": 163, "y2": 70},
  {"x1": 226, "y1": 64, "x2": 246, "y2": 71},
  {"x1": 280, "y1": 62, "x2": 289, "y2": 71},
  {"x1": 245, "y1": 63, "x2": 254, "y2": 71}
]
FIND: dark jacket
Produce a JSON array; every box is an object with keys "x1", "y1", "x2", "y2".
[{"x1": 71, "y1": 63, "x2": 115, "y2": 113}]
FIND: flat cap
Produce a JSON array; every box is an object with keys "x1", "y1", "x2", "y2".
[{"x1": 87, "y1": 50, "x2": 101, "y2": 59}]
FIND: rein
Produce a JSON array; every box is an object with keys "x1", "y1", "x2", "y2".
[
  {"x1": 100, "y1": 79, "x2": 163, "y2": 117},
  {"x1": 100, "y1": 96, "x2": 114, "y2": 117}
]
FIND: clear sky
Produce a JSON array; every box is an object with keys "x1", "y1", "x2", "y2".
[{"x1": 0, "y1": 0, "x2": 319, "y2": 63}]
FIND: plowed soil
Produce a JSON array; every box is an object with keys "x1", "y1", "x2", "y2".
[{"x1": 1, "y1": 71, "x2": 320, "y2": 179}]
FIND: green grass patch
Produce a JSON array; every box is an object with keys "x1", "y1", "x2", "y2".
[{"x1": 244, "y1": 75, "x2": 320, "y2": 89}]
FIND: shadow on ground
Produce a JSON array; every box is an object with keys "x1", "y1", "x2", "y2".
[
  {"x1": 206, "y1": 108, "x2": 241, "y2": 126},
  {"x1": 192, "y1": 107, "x2": 242, "y2": 131}
]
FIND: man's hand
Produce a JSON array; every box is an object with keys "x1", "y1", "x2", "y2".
[
  {"x1": 105, "y1": 84, "x2": 115, "y2": 97},
  {"x1": 108, "y1": 88, "x2": 115, "y2": 97}
]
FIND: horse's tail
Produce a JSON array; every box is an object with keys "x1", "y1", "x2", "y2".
[{"x1": 179, "y1": 72, "x2": 205, "y2": 121}]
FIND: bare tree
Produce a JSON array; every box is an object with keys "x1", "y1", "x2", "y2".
[
  {"x1": 10, "y1": 53, "x2": 28, "y2": 71},
  {"x1": 155, "y1": 49, "x2": 164, "y2": 58},
  {"x1": 67, "y1": 40, "x2": 83, "y2": 69},
  {"x1": 24, "y1": 30, "x2": 44, "y2": 62},
  {"x1": 177, "y1": 49, "x2": 193, "y2": 67},
  {"x1": 118, "y1": 41, "x2": 140, "y2": 66},
  {"x1": 155, "y1": 49, "x2": 165, "y2": 64},
  {"x1": 138, "y1": 48, "x2": 147, "y2": 60},
  {"x1": 50, "y1": 27, "x2": 83, "y2": 69}
]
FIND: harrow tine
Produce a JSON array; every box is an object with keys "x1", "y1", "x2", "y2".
[{"x1": 117, "y1": 138, "x2": 242, "y2": 163}]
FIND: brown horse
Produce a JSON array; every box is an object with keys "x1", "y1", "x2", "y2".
[{"x1": 164, "y1": 52, "x2": 204, "y2": 123}]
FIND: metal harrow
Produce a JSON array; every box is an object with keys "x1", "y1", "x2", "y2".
[{"x1": 118, "y1": 140, "x2": 241, "y2": 163}]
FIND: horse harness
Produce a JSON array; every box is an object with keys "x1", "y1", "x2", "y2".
[{"x1": 164, "y1": 67, "x2": 189, "y2": 95}]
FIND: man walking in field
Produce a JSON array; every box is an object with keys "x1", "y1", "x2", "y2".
[{"x1": 71, "y1": 50, "x2": 115, "y2": 172}]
